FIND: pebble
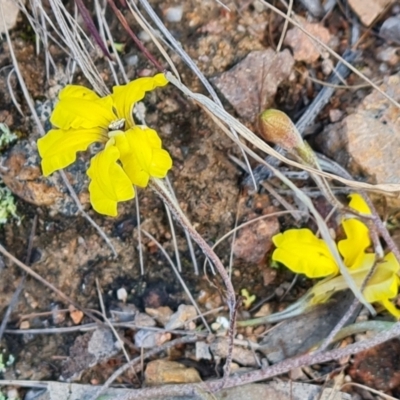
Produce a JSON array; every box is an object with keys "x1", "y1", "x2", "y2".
[
  {"x1": 211, "y1": 49, "x2": 294, "y2": 122},
  {"x1": 165, "y1": 305, "x2": 197, "y2": 330},
  {"x1": 145, "y1": 306, "x2": 173, "y2": 327},
  {"x1": 116, "y1": 287, "x2": 128, "y2": 303},
  {"x1": 195, "y1": 341, "x2": 212, "y2": 360},
  {"x1": 51, "y1": 304, "x2": 66, "y2": 325},
  {"x1": 254, "y1": 303, "x2": 272, "y2": 318},
  {"x1": 380, "y1": 16, "x2": 400, "y2": 44},
  {"x1": 164, "y1": 6, "x2": 183, "y2": 22},
  {"x1": 145, "y1": 359, "x2": 201, "y2": 385},
  {"x1": 19, "y1": 321, "x2": 30, "y2": 330},
  {"x1": 0, "y1": 0, "x2": 20, "y2": 33},
  {"x1": 134, "y1": 312, "x2": 156, "y2": 327},
  {"x1": 318, "y1": 73, "x2": 400, "y2": 207},
  {"x1": 284, "y1": 18, "x2": 332, "y2": 62},
  {"x1": 348, "y1": 0, "x2": 393, "y2": 26},
  {"x1": 134, "y1": 329, "x2": 171, "y2": 348},
  {"x1": 68, "y1": 305, "x2": 84, "y2": 325}
]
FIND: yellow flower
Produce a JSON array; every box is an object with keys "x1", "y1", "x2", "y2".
[
  {"x1": 37, "y1": 73, "x2": 172, "y2": 216},
  {"x1": 272, "y1": 194, "x2": 400, "y2": 318}
]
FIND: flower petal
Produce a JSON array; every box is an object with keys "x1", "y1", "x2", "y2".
[
  {"x1": 51, "y1": 86, "x2": 116, "y2": 130},
  {"x1": 272, "y1": 229, "x2": 339, "y2": 278},
  {"x1": 348, "y1": 193, "x2": 371, "y2": 214},
  {"x1": 114, "y1": 126, "x2": 172, "y2": 187},
  {"x1": 37, "y1": 127, "x2": 105, "y2": 176},
  {"x1": 310, "y1": 252, "x2": 400, "y2": 316},
  {"x1": 380, "y1": 299, "x2": 400, "y2": 319},
  {"x1": 111, "y1": 73, "x2": 168, "y2": 128},
  {"x1": 338, "y1": 218, "x2": 371, "y2": 269},
  {"x1": 87, "y1": 140, "x2": 135, "y2": 216},
  {"x1": 363, "y1": 253, "x2": 400, "y2": 302}
]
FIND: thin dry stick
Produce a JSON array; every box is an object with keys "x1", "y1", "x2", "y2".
[
  {"x1": 276, "y1": 0, "x2": 293, "y2": 52},
  {"x1": 165, "y1": 177, "x2": 199, "y2": 275}
]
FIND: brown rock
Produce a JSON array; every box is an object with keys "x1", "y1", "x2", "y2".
[
  {"x1": 145, "y1": 306, "x2": 173, "y2": 327},
  {"x1": 348, "y1": 339, "x2": 400, "y2": 391},
  {"x1": 69, "y1": 305, "x2": 84, "y2": 325},
  {"x1": 0, "y1": 0, "x2": 21, "y2": 33},
  {"x1": 134, "y1": 329, "x2": 171, "y2": 348},
  {"x1": 212, "y1": 49, "x2": 294, "y2": 122},
  {"x1": 210, "y1": 338, "x2": 260, "y2": 367},
  {"x1": 318, "y1": 73, "x2": 400, "y2": 207},
  {"x1": 61, "y1": 328, "x2": 119, "y2": 381},
  {"x1": 233, "y1": 218, "x2": 279, "y2": 264},
  {"x1": 144, "y1": 359, "x2": 201, "y2": 385},
  {"x1": 348, "y1": 0, "x2": 393, "y2": 26},
  {"x1": 284, "y1": 19, "x2": 332, "y2": 63},
  {"x1": 165, "y1": 304, "x2": 197, "y2": 330}
]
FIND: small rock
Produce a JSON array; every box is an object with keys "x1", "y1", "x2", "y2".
[
  {"x1": 284, "y1": 18, "x2": 332, "y2": 62},
  {"x1": 0, "y1": 0, "x2": 21, "y2": 33},
  {"x1": 61, "y1": 328, "x2": 119, "y2": 381},
  {"x1": 262, "y1": 267, "x2": 277, "y2": 286},
  {"x1": 144, "y1": 359, "x2": 201, "y2": 385},
  {"x1": 348, "y1": 339, "x2": 400, "y2": 391},
  {"x1": 254, "y1": 303, "x2": 272, "y2": 318},
  {"x1": 195, "y1": 341, "x2": 212, "y2": 360},
  {"x1": 233, "y1": 218, "x2": 280, "y2": 264},
  {"x1": 348, "y1": 0, "x2": 393, "y2": 26},
  {"x1": 210, "y1": 338, "x2": 260, "y2": 367},
  {"x1": 110, "y1": 303, "x2": 138, "y2": 322},
  {"x1": 329, "y1": 109, "x2": 344, "y2": 123},
  {"x1": 19, "y1": 321, "x2": 30, "y2": 330},
  {"x1": 165, "y1": 305, "x2": 197, "y2": 330},
  {"x1": 68, "y1": 305, "x2": 84, "y2": 325},
  {"x1": 145, "y1": 306, "x2": 173, "y2": 327},
  {"x1": 116, "y1": 288, "x2": 128, "y2": 303},
  {"x1": 317, "y1": 73, "x2": 400, "y2": 207},
  {"x1": 51, "y1": 304, "x2": 66, "y2": 325},
  {"x1": 298, "y1": 0, "x2": 324, "y2": 17},
  {"x1": 376, "y1": 46, "x2": 399, "y2": 66},
  {"x1": 6, "y1": 388, "x2": 19, "y2": 400},
  {"x1": 211, "y1": 322, "x2": 221, "y2": 331},
  {"x1": 380, "y1": 16, "x2": 400, "y2": 44},
  {"x1": 211, "y1": 49, "x2": 294, "y2": 122},
  {"x1": 134, "y1": 329, "x2": 171, "y2": 348},
  {"x1": 134, "y1": 312, "x2": 156, "y2": 327},
  {"x1": 164, "y1": 6, "x2": 183, "y2": 22}
]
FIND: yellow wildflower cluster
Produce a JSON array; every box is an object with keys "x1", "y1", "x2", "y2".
[
  {"x1": 272, "y1": 194, "x2": 400, "y2": 318},
  {"x1": 37, "y1": 73, "x2": 172, "y2": 216}
]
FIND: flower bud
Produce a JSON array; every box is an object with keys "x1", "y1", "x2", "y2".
[{"x1": 259, "y1": 109, "x2": 303, "y2": 152}]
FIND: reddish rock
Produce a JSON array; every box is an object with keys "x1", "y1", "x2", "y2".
[
  {"x1": 284, "y1": 19, "x2": 333, "y2": 63},
  {"x1": 212, "y1": 49, "x2": 294, "y2": 122},
  {"x1": 348, "y1": 339, "x2": 400, "y2": 391}
]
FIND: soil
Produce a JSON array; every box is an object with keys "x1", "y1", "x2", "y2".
[{"x1": 0, "y1": 0, "x2": 399, "y2": 398}]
